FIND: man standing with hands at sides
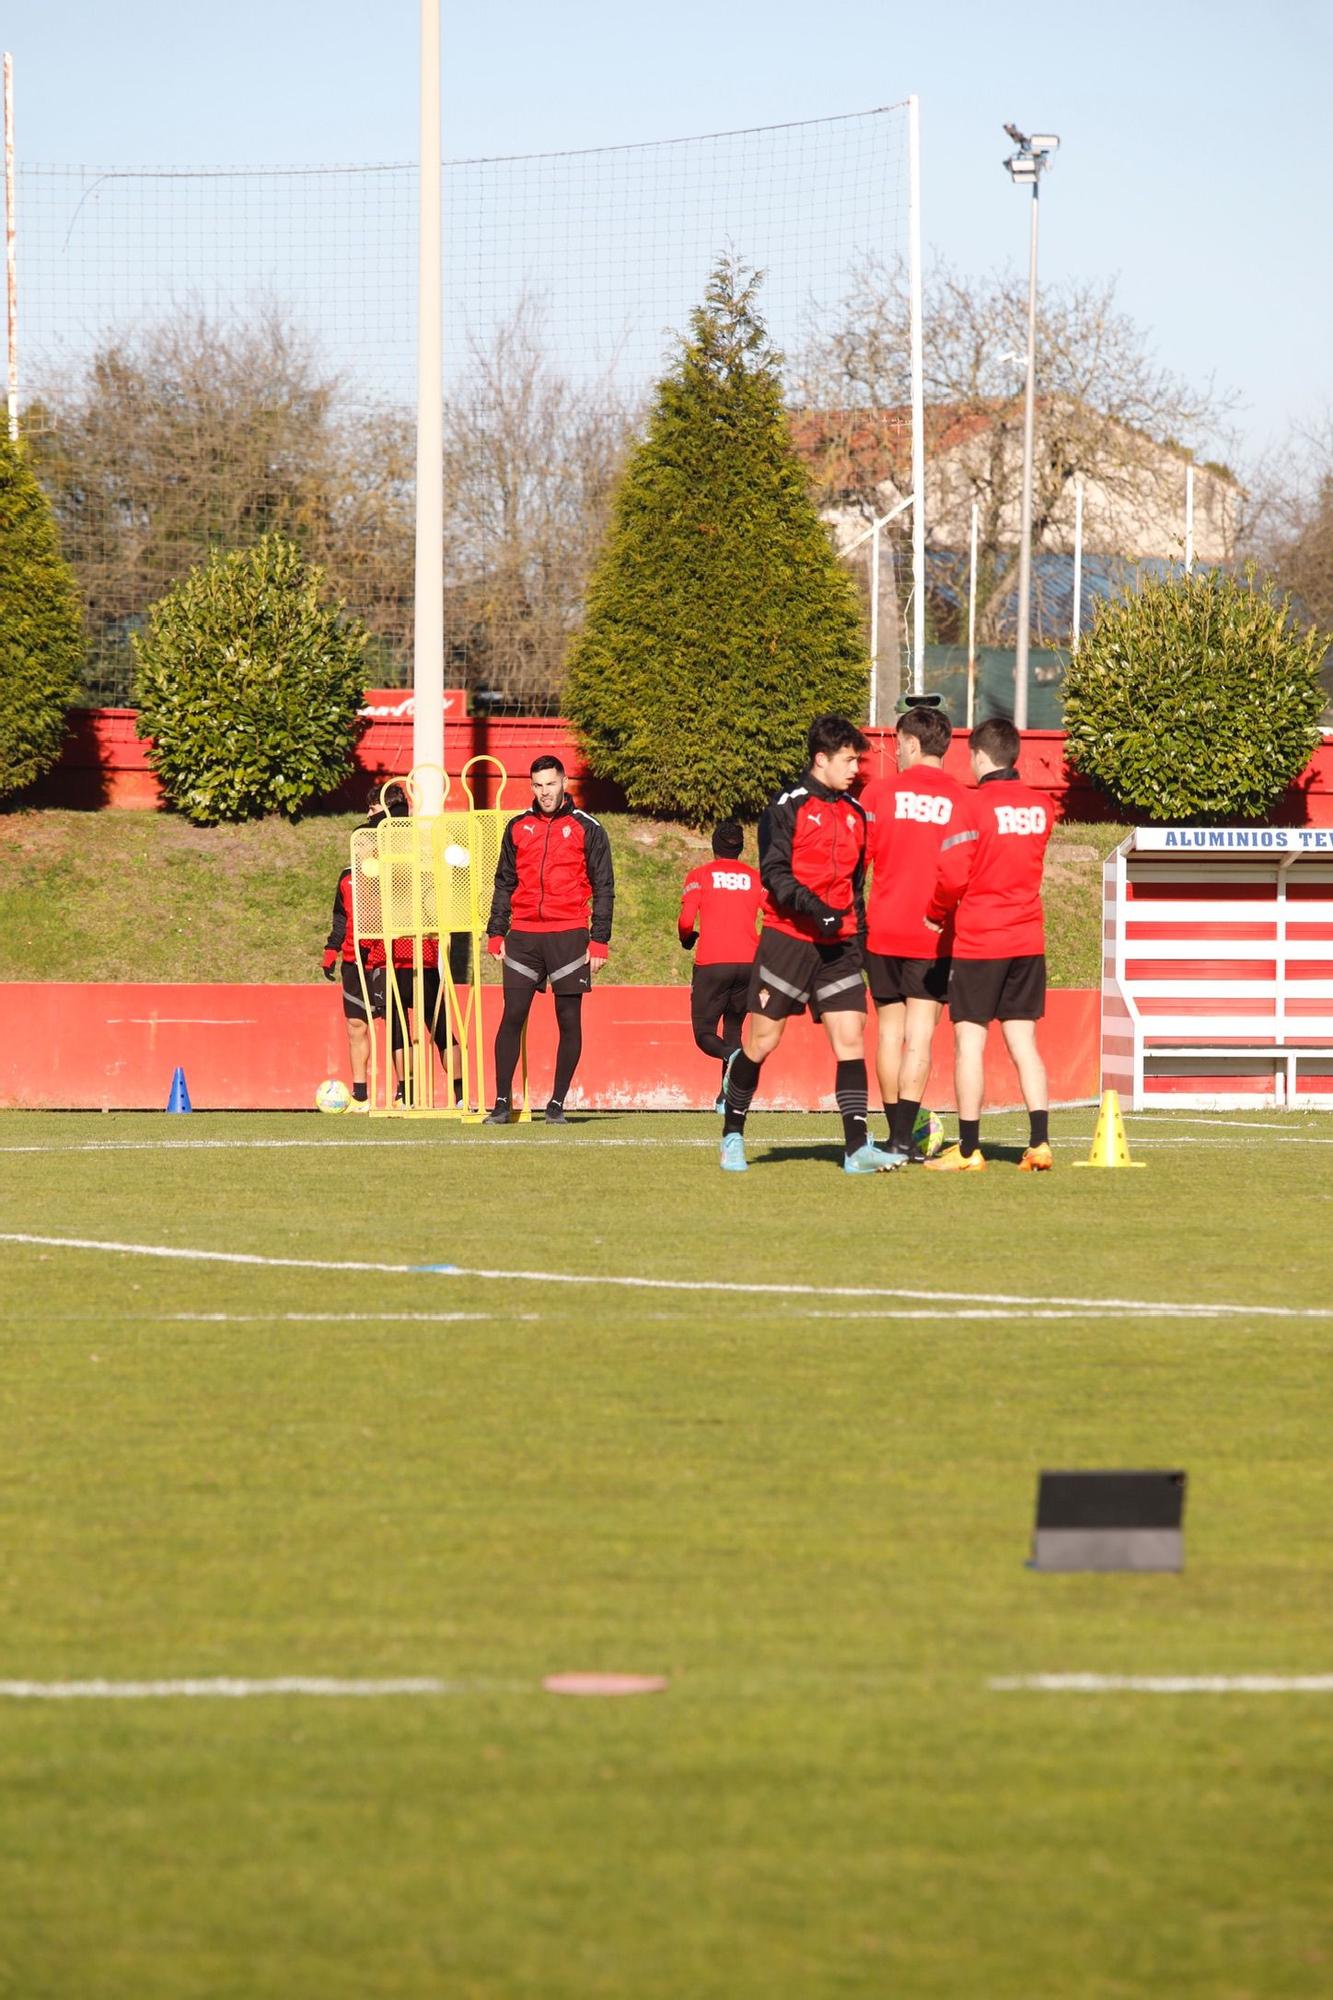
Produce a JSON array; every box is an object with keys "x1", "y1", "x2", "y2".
[
  {"x1": 678, "y1": 820, "x2": 764, "y2": 1111},
  {"x1": 720, "y1": 714, "x2": 902, "y2": 1175},
  {"x1": 485, "y1": 755, "x2": 614, "y2": 1126},
  {"x1": 860, "y1": 705, "x2": 966, "y2": 1158},
  {"x1": 923, "y1": 716, "x2": 1054, "y2": 1172}
]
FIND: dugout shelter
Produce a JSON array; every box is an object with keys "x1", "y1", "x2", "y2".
[{"x1": 1099, "y1": 826, "x2": 1333, "y2": 1109}]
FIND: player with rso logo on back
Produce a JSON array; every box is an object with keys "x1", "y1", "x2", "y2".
[
  {"x1": 678, "y1": 821, "x2": 764, "y2": 1110},
  {"x1": 924, "y1": 716, "x2": 1054, "y2": 1172},
  {"x1": 860, "y1": 705, "x2": 965, "y2": 1158},
  {"x1": 719, "y1": 715, "x2": 902, "y2": 1176}
]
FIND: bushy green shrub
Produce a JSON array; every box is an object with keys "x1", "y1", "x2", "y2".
[
  {"x1": 565, "y1": 260, "x2": 867, "y2": 821},
  {"x1": 1063, "y1": 567, "x2": 1326, "y2": 821},
  {"x1": 132, "y1": 534, "x2": 367, "y2": 823},
  {"x1": 0, "y1": 436, "x2": 83, "y2": 800}
]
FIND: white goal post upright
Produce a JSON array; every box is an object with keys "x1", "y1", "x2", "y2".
[
  {"x1": 907, "y1": 93, "x2": 925, "y2": 699},
  {"x1": 413, "y1": 0, "x2": 445, "y2": 816}
]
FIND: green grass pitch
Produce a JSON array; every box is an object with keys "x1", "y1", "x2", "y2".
[{"x1": 1, "y1": 1107, "x2": 1331, "y2": 1998}]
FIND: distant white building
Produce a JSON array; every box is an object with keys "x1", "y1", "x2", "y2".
[{"x1": 793, "y1": 399, "x2": 1242, "y2": 564}]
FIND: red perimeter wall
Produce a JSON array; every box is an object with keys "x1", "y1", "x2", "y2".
[
  {"x1": 1, "y1": 983, "x2": 1099, "y2": 1112},
  {"x1": 25, "y1": 699, "x2": 1333, "y2": 826}
]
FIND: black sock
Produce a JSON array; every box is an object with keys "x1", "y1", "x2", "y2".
[
  {"x1": 892, "y1": 1096, "x2": 920, "y2": 1151},
  {"x1": 723, "y1": 1051, "x2": 761, "y2": 1135},
  {"x1": 835, "y1": 1059, "x2": 869, "y2": 1157},
  {"x1": 352, "y1": 1082, "x2": 368, "y2": 1103},
  {"x1": 492, "y1": 992, "x2": 532, "y2": 1103},
  {"x1": 552, "y1": 994, "x2": 583, "y2": 1103},
  {"x1": 1029, "y1": 1109, "x2": 1049, "y2": 1148},
  {"x1": 959, "y1": 1118, "x2": 981, "y2": 1157}
]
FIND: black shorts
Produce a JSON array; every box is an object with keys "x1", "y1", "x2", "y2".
[
  {"x1": 865, "y1": 952, "x2": 951, "y2": 1006},
  {"x1": 948, "y1": 954, "x2": 1047, "y2": 1025},
  {"x1": 747, "y1": 931, "x2": 866, "y2": 1022},
  {"x1": 341, "y1": 960, "x2": 386, "y2": 1021},
  {"x1": 388, "y1": 963, "x2": 451, "y2": 1048},
  {"x1": 502, "y1": 927, "x2": 591, "y2": 997},
  {"x1": 691, "y1": 961, "x2": 752, "y2": 1028}
]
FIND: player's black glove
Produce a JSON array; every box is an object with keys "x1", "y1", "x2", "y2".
[
  {"x1": 679, "y1": 928, "x2": 699, "y2": 952},
  {"x1": 809, "y1": 899, "x2": 851, "y2": 935},
  {"x1": 321, "y1": 947, "x2": 338, "y2": 981}
]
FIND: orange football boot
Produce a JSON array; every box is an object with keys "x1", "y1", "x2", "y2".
[{"x1": 924, "y1": 1144, "x2": 986, "y2": 1173}]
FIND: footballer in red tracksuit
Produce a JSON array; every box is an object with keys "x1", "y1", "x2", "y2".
[
  {"x1": 719, "y1": 714, "x2": 901, "y2": 1175},
  {"x1": 859, "y1": 704, "x2": 967, "y2": 1154},
  {"x1": 677, "y1": 820, "x2": 763, "y2": 1099},
  {"x1": 924, "y1": 716, "x2": 1054, "y2": 1172},
  {"x1": 484, "y1": 755, "x2": 615, "y2": 1123}
]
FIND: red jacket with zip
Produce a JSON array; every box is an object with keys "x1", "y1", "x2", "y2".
[
  {"x1": 487, "y1": 796, "x2": 615, "y2": 940},
  {"x1": 758, "y1": 772, "x2": 867, "y2": 944}
]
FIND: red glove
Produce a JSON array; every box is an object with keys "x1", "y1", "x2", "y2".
[
  {"x1": 487, "y1": 935, "x2": 505, "y2": 958},
  {"x1": 588, "y1": 940, "x2": 609, "y2": 968},
  {"x1": 321, "y1": 947, "x2": 338, "y2": 980}
]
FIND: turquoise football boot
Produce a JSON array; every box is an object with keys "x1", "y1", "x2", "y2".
[{"x1": 842, "y1": 1142, "x2": 905, "y2": 1175}]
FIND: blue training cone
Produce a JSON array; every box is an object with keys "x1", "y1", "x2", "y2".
[{"x1": 166, "y1": 1066, "x2": 192, "y2": 1114}]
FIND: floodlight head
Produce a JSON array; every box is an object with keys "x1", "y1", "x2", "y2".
[
  {"x1": 1031, "y1": 134, "x2": 1060, "y2": 154},
  {"x1": 1005, "y1": 153, "x2": 1038, "y2": 184}
]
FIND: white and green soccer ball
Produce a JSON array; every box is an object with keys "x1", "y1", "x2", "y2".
[
  {"x1": 315, "y1": 1078, "x2": 352, "y2": 1115},
  {"x1": 913, "y1": 1107, "x2": 945, "y2": 1158}
]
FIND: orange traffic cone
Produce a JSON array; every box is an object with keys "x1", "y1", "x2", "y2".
[{"x1": 1073, "y1": 1089, "x2": 1144, "y2": 1169}]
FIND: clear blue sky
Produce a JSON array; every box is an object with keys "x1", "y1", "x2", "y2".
[{"x1": 8, "y1": 0, "x2": 1329, "y2": 464}]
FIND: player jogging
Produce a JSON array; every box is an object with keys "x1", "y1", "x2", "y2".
[
  {"x1": 485, "y1": 755, "x2": 614, "y2": 1125},
  {"x1": 678, "y1": 821, "x2": 764, "y2": 1111},
  {"x1": 860, "y1": 705, "x2": 965, "y2": 1158},
  {"x1": 923, "y1": 716, "x2": 1054, "y2": 1172},
  {"x1": 720, "y1": 715, "x2": 902, "y2": 1176}
]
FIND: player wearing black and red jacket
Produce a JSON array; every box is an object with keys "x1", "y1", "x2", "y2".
[
  {"x1": 484, "y1": 754, "x2": 615, "y2": 1124},
  {"x1": 720, "y1": 715, "x2": 901, "y2": 1176},
  {"x1": 678, "y1": 820, "x2": 763, "y2": 1108},
  {"x1": 923, "y1": 716, "x2": 1054, "y2": 1173},
  {"x1": 860, "y1": 704, "x2": 966, "y2": 1157}
]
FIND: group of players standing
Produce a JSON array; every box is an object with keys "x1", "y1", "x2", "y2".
[
  {"x1": 683, "y1": 708, "x2": 1053, "y2": 1173},
  {"x1": 323, "y1": 710, "x2": 1054, "y2": 1172}
]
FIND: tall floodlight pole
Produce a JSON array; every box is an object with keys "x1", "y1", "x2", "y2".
[
  {"x1": 413, "y1": 0, "x2": 445, "y2": 814},
  {"x1": 907, "y1": 95, "x2": 926, "y2": 697},
  {"x1": 1002, "y1": 125, "x2": 1059, "y2": 728},
  {"x1": 4, "y1": 53, "x2": 17, "y2": 443}
]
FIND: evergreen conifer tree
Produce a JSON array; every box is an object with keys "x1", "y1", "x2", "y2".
[
  {"x1": 0, "y1": 436, "x2": 83, "y2": 801},
  {"x1": 565, "y1": 259, "x2": 867, "y2": 820}
]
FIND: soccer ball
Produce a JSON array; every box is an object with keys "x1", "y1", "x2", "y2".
[
  {"x1": 315, "y1": 1078, "x2": 352, "y2": 1115},
  {"x1": 913, "y1": 1107, "x2": 945, "y2": 1158}
]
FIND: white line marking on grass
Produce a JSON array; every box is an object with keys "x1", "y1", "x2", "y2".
[
  {"x1": 1130, "y1": 1115, "x2": 1327, "y2": 1134},
  {"x1": 795, "y1": 1308, "x2": 1144, "y2": 1321},
  {"x1": 991, "y1": 1674, "x2": 1333, "y2": 1695},
  {"x1": 1, "y1": 1230, "x2": 1329, "y2": 1322},
  {"x1": 0, "y1": 1676, "x2": 527, "y2": 1701},
  {"x1": 1, "y1": 1128, "x2": 1329, "y2": 1161},
  {"x1": 163, "y1": 1311, "x2": 509, "y2": 1325}
]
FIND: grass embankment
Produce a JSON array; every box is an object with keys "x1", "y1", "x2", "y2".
[
  {"x1": 0, "y1": 811, "x2": 1125, "y2": 986},
  {"x1": 0, "y1": 1108, "x2": 1329, "y2": 1997}
]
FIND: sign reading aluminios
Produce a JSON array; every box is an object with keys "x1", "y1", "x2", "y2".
[{"x1": 1135, "y1": 827, "x2": 1333, "y2": 853}]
